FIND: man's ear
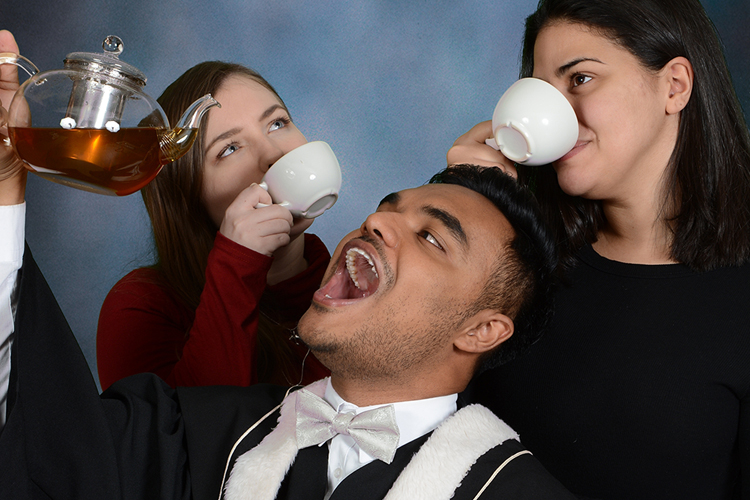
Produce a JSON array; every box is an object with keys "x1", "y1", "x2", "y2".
[
  {"x1": 454, "y1": 309, "x2": 514, "y2": 355},
  {"x1": 663, "y1": 56, "x2": 694, "y2": 115}
]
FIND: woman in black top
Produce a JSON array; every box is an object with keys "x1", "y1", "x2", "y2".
[{"x1": 449, "y1": 0, "x2": 750, "y2": 498}]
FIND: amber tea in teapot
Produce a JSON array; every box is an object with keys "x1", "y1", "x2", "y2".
[
  {"x1": 0, "y1": 36, "x2": 218, "y2": 195},
  {"x1": 9, "y1": 126, "x2": 197, "y2": 196}
]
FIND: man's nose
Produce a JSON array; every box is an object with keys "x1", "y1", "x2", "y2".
[{"x1": 360, "y1": 212, "x2": 400, "y2": 248}]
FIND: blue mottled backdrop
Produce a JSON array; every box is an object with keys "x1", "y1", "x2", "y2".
[{"x1": 3, "y1": 0, "x2": 749, "y2": 386}]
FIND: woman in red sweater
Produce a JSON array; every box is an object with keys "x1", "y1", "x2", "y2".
[{"x1": 97, "y1": 62, "x2": 330, "y2": 390}]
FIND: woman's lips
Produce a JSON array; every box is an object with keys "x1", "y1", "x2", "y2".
[{"x1": 558, "y1": 140, "x2": 588, "y2": 162}]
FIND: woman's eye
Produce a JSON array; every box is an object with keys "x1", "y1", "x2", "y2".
[
  {"x1": 571, "y1": 74, "x2": 592, "y2": 87},
  {"x1": 218, "y1": 144, "x2": 239, "y2": 159},
  {"x1": 420, "y1": 230, "x2": 443, "y2": 250},
  {"x1": 269, "y1": 117, "x2": 291, "y2": 132}
]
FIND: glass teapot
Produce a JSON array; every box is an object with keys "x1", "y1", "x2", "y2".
[{"x1": 0, "y1": 36, "x2": 219, "y2": 196}]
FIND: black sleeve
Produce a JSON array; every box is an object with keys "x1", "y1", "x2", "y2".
[
  {"x1": 0, "y1": 246, "x2": 191, "y2": 500},
  {"x1": 740, "y1": 388, "x2": 750, "y2": 499}
]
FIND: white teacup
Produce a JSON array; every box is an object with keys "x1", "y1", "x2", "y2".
[
  {"x1": 485, "y1": 78, "x2": 579, "y2": 166},
  {"x1": 259, "y1": 141, "x2": 342, "y2": 219}
]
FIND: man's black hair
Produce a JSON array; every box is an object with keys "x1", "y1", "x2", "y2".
[{"x1": 429, "y1": 165, "x2": 557, "y2": 372}]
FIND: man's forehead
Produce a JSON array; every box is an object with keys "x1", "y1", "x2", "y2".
[
  {"x1": 377, "y1": 184, "x2": 513, "y2": 241},
  {"x1": 378, "y1": 183, "x2": 467, "y2": 205},
  {"x1": 378, "y1": 183, "x2": 487, "y2": 211}
]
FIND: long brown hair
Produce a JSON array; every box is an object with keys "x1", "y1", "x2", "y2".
[
  {"x1": 141, "y1": 61, "x2": 298, "y2": 383},
  {"x1": 518, "y1": 0, "x2": 750, "y2": 272}
]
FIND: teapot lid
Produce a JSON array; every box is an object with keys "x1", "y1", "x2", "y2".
[{"x1": 64, "y1": 35, "x2": 147, "y2": 87}]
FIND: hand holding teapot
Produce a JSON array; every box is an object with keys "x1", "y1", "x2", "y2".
[
  {"x1": 0, "y1": 34, "x2": 219, "y2": 196},
  {"x1": 0, "y1": 30, "x2": 25, "y2": 184}
]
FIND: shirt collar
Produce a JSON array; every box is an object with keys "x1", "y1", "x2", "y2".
[{"x1": 323, "y1": 378, "x2": 458, "y2": 456}]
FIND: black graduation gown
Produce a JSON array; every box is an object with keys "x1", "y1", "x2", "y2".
[{"x1": 0, "y1": 247, "x2": 575, "y2": 500}]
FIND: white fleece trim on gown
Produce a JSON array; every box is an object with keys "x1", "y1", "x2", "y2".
[
  {"x1": 224, "y1": 379, "x2": 519, "y2": 500},
  {"x1": 224, "y1": 379, "x2": 328, "y2": 500},
  {"x1": 382, "y1": 404, "x2": 518, "y2": 500}
]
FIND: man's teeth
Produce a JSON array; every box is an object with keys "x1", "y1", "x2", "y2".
[{"x1": 345, "y1": 247, "x2": 378, "y2": 290}]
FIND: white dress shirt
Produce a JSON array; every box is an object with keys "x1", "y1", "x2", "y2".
[
  {"x1": 322, "y1": 379, "x2": 458, "y2": 499},
  {"x1": 0, "y1": 202, "x2": 25, "y2": 429}
]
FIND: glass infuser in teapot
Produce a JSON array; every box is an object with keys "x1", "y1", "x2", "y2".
[{"x1": 0, "y1": 36, "x2": 219, "y2": 196}]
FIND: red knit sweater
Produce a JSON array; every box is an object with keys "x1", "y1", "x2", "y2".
[{"x1": 96, "y1": 233, "x2": 330, "y2": 390}]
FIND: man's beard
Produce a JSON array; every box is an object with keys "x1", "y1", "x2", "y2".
[{"x1": 301, "y1": 299, "x2": 469, "y2": 383}]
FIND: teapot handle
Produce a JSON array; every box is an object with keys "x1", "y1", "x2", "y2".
[
  {"x1": 0, "y1": 53, "x2": 38, "y2": 181},
  {"x1": 0, "y1": 52, "x2": 40, "y2": 78}
]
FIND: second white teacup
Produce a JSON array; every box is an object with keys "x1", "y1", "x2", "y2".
[
  {"x1": 485, "y1": 78, "x2": 579, "y2": 166},
  {"x1": 259, "y1": 141, "x2": 342, "y2": 219}
]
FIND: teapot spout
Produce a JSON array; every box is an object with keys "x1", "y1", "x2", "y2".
[{"x1": 159, "y1": 93, "x2": 220, "y2": 163}]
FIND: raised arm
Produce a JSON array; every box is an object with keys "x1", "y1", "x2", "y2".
[
  {"x1": 0, "y1": 29, "x2": 25, "y2": 432},
  {"x1": 0, "y1": 30, "x2": 26, "y2": 205}
]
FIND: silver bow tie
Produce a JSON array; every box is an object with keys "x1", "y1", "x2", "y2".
[{"x1": 294, "y1": 389, "x2": 400, "y2": 464}]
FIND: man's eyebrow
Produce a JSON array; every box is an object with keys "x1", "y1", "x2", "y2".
[
  {"x1": 556, "y1": 57, "x2": 604, "y2": 77},
  {"x1": 378, "y1": 192, "x2": 400, "y2": 207},
  {"x1": 423, "y1": 205, "x2": 468, "y2": 249}
]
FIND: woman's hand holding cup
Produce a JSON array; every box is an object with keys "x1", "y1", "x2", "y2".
[
  {"x1": 448, "y1": 78, "x2": 579, "y2": 179},
  {"x1": 447, "y1": 121, "x2": 518, "y2": 178},
  {"x1": 220, "y1": 183, "x2": 296, "y2": 257}
]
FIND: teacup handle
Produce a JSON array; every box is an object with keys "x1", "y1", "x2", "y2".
[
  {"x1": 254, "y1": 181, "x2": 292, "y2": 210},
  {"x1": 254, "y1": 181, "x2": 270, "y2": 208}
]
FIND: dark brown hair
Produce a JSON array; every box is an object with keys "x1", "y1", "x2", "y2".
[
  {"x1": 431, "y1": 165, "x2": 557, "y2": 371},
  {"x1": 518, "y1": 0, "x2": 750, "y2": 272},
  {"x1": 141, "y1": 61, "x2": 298, "y2": 383}
]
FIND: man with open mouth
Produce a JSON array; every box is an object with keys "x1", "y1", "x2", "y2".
[{"x1": 0, "y1": 165, "x2": 575, "y2": 499}]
